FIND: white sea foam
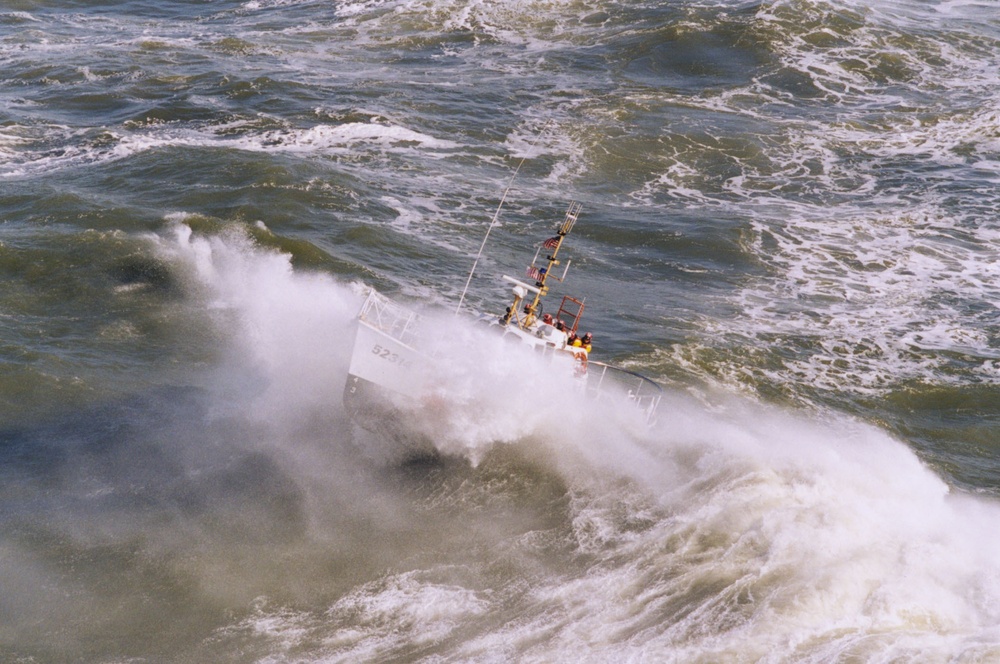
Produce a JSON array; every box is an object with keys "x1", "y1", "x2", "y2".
[
  {"x1": 721, "y1": 206, "x2": 1000, "y2": 394},
  {"x1": 213, "y1": 376, "x2": 1000, "y2": 661},
  {"x1": 617, "y1": 1, "x2": 1000, "y2": 397},
  {"x1": 323, "y1": 572, "x2": 489, "y2": 647},
  {"x1": 148, "y1": 219, "x2": 363, "y2": 425},
  {"x1": 145, "y1": 224, "x2": 1000, "y2": 662},
  {"x1": 283, "y1": 122, "x2": 460, "y2": 151},
  {"x1": 115, "y1": 429, "x2": 1000, "y2": 663},
  {"x1": 438, "y1": 399, "x2": 1000, "y2": 662},
  {"x1": 8, "y1": 0, "x2": 1000, "y2": 661},
  {"x1": 0, "y1": 0, "x2": 594, "y2": 183},
  {"x1": 225, "y1": 573, "x2": 489, "y2": 662},
  {"x1": 0, "y1": 118, "x2": 461, "y2": 178}
]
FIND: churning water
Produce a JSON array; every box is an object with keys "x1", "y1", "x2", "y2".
[{"x1": 3, "y1": 1, "x2": 1000, "y2": 661}]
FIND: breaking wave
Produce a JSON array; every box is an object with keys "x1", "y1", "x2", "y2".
[{"x1": 150, "y1": 225, "x2": 1000, "y2": 662}]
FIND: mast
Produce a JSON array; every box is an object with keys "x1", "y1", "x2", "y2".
[
  {"x1": 502, "y1": 202, "x2": 581, "y2": 329},
  {"x1": 456, "y1": 122, "x2": 553, "y2": 315}
]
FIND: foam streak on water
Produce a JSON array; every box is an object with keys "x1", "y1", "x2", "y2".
[
  {"x1": 2, "y1": 1, "x2": 1000, "y2": 661},
  {"x1": 161, "y1": 235, "x2": 1000, "y2": 664}
]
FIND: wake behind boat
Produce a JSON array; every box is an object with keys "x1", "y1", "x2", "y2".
[{"x1": 343, "y1": 202, "x2": 663, "y2": 441}]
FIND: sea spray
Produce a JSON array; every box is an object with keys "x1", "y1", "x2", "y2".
[
  {"x1": 4, "y1": 0, "x2": 1000, "y2": 661},
  {"x1": 512, "y1": 397, "x2": 1000, "y2": 662},
  {"x1": 149, "y1": 219, "x2": 361, "y2": 425},
  {"x1": 149, "y1": 224, "x2": 1000, "y2": 662}
]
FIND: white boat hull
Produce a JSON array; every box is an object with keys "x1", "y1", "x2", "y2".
[
  {"x1": 343, "y1": 290, "x2": 430, "y2": 438},
  {"x1": 346, "y1": 318, "x2": 423, "y2": 399}
]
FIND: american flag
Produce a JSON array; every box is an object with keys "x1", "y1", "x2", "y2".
[
  {"x1": 526, "y1": 266, "x2": 545, "y2": 281},
  {"x1": 542, "y1": 236, "x2": 560, "y2": 249}
]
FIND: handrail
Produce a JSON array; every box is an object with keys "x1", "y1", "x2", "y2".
[
  {"x1": 585, "y1": 360, "x2": 663, "y2": 423},
  {"x1": 359, "y1": 290, "x2": 420, "y2": 346},
  {"x1": 356, "y1": 289, "x2": 663, "y2": 423}
]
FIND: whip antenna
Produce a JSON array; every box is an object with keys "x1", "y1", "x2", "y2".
[{"x1": 455, "y1": 122, "x2": 551, "y2": 314}]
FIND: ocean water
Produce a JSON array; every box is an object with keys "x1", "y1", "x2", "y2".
[{"x1": 3, "y1": 0, "x2": 1000, "y2": 661}]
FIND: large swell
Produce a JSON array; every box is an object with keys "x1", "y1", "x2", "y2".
[
  {"x1": 152, "y1": 230, "x2": 1000, "y2": 663},
  {"x1": 3, "y1": 0, "x2": 1000, "y2": 662},
  {"x1": 3, "y1": 223, "x2": 1000, "y2": 662}
]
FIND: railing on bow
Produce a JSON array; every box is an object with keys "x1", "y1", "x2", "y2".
[
  {"x1": 585, "y1": 361, "x2": 663, "y2": 423},
  {"x1": 358, "y1": 289, "x2": 421, "y2": 347}
]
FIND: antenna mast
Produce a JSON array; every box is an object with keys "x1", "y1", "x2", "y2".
[
  {"x1": 502, "y1": 202, "x2": 581, "y2": 329},
  {"x1": 455, "y1": 122, "x2": 551, "y2": 314}
]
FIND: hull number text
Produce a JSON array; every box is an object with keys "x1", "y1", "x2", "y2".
[{"x1": 371, "y1": 344, "x2": 411, "y2": 368}]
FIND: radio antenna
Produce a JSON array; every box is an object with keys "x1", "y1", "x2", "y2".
[{"x1": 455, "y1": 121, "x2": 551, "y2": 314}]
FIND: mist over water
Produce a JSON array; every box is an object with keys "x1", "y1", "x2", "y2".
[{"x1": 3, "y1": 0, "x2": 1000, "y2": 661}]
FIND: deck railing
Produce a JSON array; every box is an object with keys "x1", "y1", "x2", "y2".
[
  {"x1": 358, "y1": 289, "x2": 421, "y2": 347},
  {"x1": 585, "y1": 361, "x2": 663, "y2": 423},
  {"x1": 357, "y1": 289, "x2": 663, "y2": 422}
]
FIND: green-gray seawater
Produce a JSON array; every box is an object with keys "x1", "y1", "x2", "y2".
[{"x1": 3, "y1": 1, "x2": 1000, "y2": 661}]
